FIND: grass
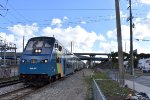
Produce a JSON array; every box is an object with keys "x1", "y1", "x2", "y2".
[
  {"x1": 85, "y1": 76, "x2": 94, "y2": 100},
  {"x1": 0, "y1": 76, "x2": 19, "y2": 83},
  {"x1": 85, "y1": 71, "x2": 135, "y2": 100},
  {"x1": 134, "y1": 69, "x2": 150, "y2": 76},
  {"x1": 125, "y1": 69, "x2": 150, "y2": 80}
]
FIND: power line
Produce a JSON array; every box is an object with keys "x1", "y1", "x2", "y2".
[
  {"x1": 136, "y1": 39, "x2": 150, "y2": 41},
  {"x1": 2, "y1": 14, "x2": 148, "y2": 29},
  {"x1": 7, "y1": 8, "x2": 116, "y2": 11},
  {"x1": 0, "y1": 14, "x2": 150, "y2": 30},
  {"x1": 0, "y1": 17, "x2": 117, "y2": 29},
  {"x1": 8, "y1": 2, "x2": 29, "y2": 22},
  {"x1": 0, "y1": 0, "x2": 8, "y2": 17},
  {"x1": 7, "y1": 1, "x2": 31, "y2": 23},
  {"x1": 5, "y1": 8, "x2": 150, "y2": 11},
  {"x1": 0, "y1": 0, "x2": 32, "y2": 28}
]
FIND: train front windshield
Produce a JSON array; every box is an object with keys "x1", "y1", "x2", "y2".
[
  {"x1": 24, "y1": 37, "x2": 55, "y2": 54},
  {"x1": 26, "y1": 41, "x2": 44, "y2": 50}
]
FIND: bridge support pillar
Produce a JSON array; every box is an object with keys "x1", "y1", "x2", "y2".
[{"x1": 89, "y1": 55, "x2": 95, "y2": 68}]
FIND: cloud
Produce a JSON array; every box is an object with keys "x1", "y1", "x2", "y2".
[
  {"x1": 63, "y1": 16, "x2": 68, "y2": 21},
  {"x1": 121, "y1": 25, "x2": 130, "y2": 40},
  {"x1": 42, "y1": 25, "x2": 105, "y2": 53},
  {"x1": 80, "y1": 20, "x2": 86, "y2": 24},
  {"x1": 139, "y1": 0, "x2": 150, "y2": 5},
  {"x1": 3, "y1": 21, "x2": 106, "y2": 53},
  {"x1": 0, "y1": 32, "x2": 16, "y2": 52},
  {"x1": 134, "y1": 22, "x2": 150, "y2": 39},
  {"x1": 97, "y1": 34, "x2": 106, "y2": 41},
  {"x1": 0, "y1": 32, "x2": 15, "y2": 43},
  {"x1": 8, "y1": 23, "x2": 39, "y2": 37},
  {"x1": 105, "y1": 11, "x2": 150, "y2": 54},
  {"x1": 147, "y1": 12, "x2": 150, "y2": 18},
  {"x1": 6, "y1": 23, "x2": 39, "y2": 52},
  {"x1": 107, "y1": 30, "x2": 116, "y2": 40},
  {"x1": 107, "y1": 25, "x2": 130, "y2": 40},
  {"x1": 51, "y1": 18, "x2": 62, "y2": 27},
  {"x1": 120, "y1": 11, "x2": 127, "y2": 21},
  {"x1": 100, "y1": 41, "x2": 117, "y2": 53},
  {"x1": 123, "y1": 13, "x2": 150, "y2": 53},
  {"x1": 133, "y1": 14, "x2": 150, "y2": 40}
]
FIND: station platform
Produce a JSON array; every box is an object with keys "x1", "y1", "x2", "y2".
[{"x1": 125, "y1": 80, "x2": 150, "y2": 98}]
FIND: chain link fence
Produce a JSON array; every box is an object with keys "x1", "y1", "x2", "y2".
[
  {"x1": 93, "y1": 78, "x2": 106, "y2": 100},
  {"x1": 92, "y1": 70, "x2": 132, "y2": 100},
  {"x1": 0, "y1": 66, "x2": 18, "y2": 78}
]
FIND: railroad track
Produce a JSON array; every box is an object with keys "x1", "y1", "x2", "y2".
[
  {"x1": 0, "y1": 85, "x2": 38, "y2": 100},
  {"x1": 0, "y1": 79, "x2": 23, "y2": 88},
  {"x1": 0, "y1": 77, "x2": 67, "y2": 100}
]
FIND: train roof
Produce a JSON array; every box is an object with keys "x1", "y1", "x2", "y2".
[{"x1": 29, "y1": 36, "x2": 55, "y2": 40}]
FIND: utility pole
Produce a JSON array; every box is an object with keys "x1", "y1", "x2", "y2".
[
  {"x1": 115, "y1": 0, "x2": 124, "y2": 86},
  {"x1": 3, "y1": 41, "x2": 6, "y2": 67},
  {"x1": 127, "y1": 0, "x2": 134, "y2": 75},
  {"x1": 71, "y1": 41, "x2": 72, "y2": 53},
  {"x1": 23, "y1": 36, "x2": 24, "y2": 51},
  {"x1": 125, "y1": 41, "x2": 126, "y2": 53}
]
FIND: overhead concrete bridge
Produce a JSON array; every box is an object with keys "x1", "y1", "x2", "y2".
[{"x1": 74, "y1": 53, "x2": 111, "y2": 67}]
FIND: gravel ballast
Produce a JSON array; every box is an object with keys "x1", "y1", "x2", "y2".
[{"x1": 22, "y1": 68, "x2": 93, "y2": 100}]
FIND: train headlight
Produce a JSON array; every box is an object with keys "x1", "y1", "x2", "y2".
[
  {"x1": 35, "y1": 49, "x2": 42, "y2": 53},
  {"x1": 44, "y1": 59, "x2": 48, "y2": 63},
  {"x1": 35, "y1": 49, "x2": 38, "y2": 52},
  {"x1": 21, "y1": 59, "x2": 26, "y2": 63},
  {"x1": 38, "y1": 49, "x2": 41, "y2": 52},
  {"x1": 41, "y1": 59, "x2": 48, "y2": 63}
]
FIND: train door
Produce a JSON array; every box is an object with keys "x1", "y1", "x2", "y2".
[
  {"x1": 56, "y1": 43, "x2": 64, "y2": 77},
  {"x1": 63, "y1": 49, "x2": 67, "y2": 75}
]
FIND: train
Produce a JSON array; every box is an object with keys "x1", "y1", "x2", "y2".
[{"x1": 19, "y1": 36, "x2": 84, "y2": 86}]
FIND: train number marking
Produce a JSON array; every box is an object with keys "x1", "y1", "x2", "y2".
[{"x1": 29, "y1": 67, "x2": 37, "y2": 70}]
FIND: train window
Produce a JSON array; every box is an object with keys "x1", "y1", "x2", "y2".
[
  {"x1": 35, "y1": 41, "x2": 43, "y2": 47},
  {"x1": 57, "y1": 44, "x2": 58, "y2": 48},
  {"x1": 45, "y1": 41, "x2": 51, "y2": 48},
  {"x1": 55, "y1": 43, "x2": 58, "y2": 48},
  {"x1": 65, "y1": 50, "x2": 67, "y2": 54},
  {"x1": 26, "y1": 40, "x2": 44, "y2": 50},
  {"x1": 59, "y1": 45, "x2": 62, "y2": 51},
  {"x1": 59, "y1": 58, "x2": 61, "y2": 63},
  {"x1": 56, "y1": 57, "x2": 59, "y2": 63},
  {"x1": 26, "y1": 41, "x2": 34, "y2": 50}
]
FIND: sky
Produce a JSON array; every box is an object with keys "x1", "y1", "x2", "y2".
[{"x1": 0, "y1": 0, "x2": 150, "y2": 55}]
